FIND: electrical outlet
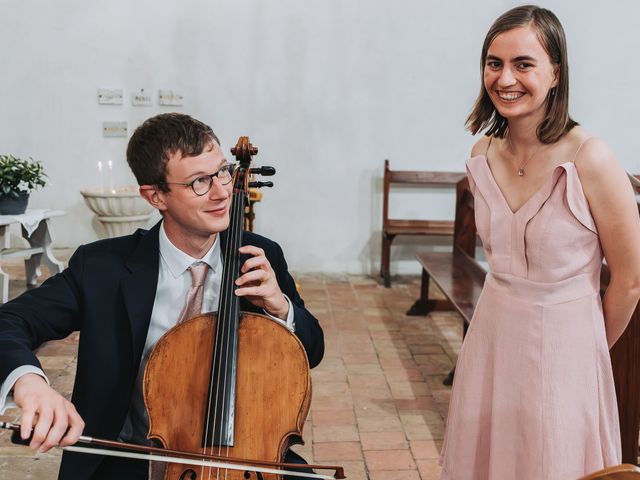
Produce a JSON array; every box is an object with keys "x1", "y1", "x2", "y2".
[
  {"x1": 103, "y1": 121, "x2": 128, "y2": 137},
  {"x1": 98, "y1": 89, "x2": 123, "y2": 105},
  {"x1": 132, "y1": 88, "x2": 152, "y2": 106},
  {"x1": 158, "y1": 89, "x2": 184, "y2": 106}
]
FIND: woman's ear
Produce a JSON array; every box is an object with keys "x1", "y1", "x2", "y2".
[
  {"x1": 552, "y1": 65, "x2": 560, "y2": 88},
  {"x1": 139, "y1": 185, "x2": 168, "y2": 211}
]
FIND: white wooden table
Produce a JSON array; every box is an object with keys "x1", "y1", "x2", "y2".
[{"x1": 0, "y1": 209, "x2": 66, "y2": 303}]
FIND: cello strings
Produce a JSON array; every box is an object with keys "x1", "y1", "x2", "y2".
[
  {"x1": 202, "y1": 167, "x2": 243, "y2": 479},
  {"x1": 221, "y1": 184, "x2": 243, "y2": 479},
  {"x1": 208, "y1": 166, "x2": 246, "y2": 479},
  {"x1": 225, "y1": 173, "x2": 248, "y2": 478},
  {"x1": 230, "y1": 176, "x2": 247, "y2": 476},
  {"x1": 207, "y1": 184, "x2": 235, "y2": 479},
  {"x1": 218, "y1": 184, "x2": 241, "y2": 477}
]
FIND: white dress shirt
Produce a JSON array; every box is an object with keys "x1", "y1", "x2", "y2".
[{"x1": 0, "y1": 223, "x2": 294, "y2": 424}]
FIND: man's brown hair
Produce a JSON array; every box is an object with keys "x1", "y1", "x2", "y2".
[{"x1": 127, "y1": 113, "x2": 220, "y2": 191}]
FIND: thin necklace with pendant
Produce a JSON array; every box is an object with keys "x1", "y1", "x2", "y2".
[{"x1": 507, "y1": 134, "x2": 547, "y2": 177}]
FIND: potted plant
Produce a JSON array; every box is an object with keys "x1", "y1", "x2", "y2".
[{"x1": 0, "y1": 154, "x2": 47, "y2": 215}]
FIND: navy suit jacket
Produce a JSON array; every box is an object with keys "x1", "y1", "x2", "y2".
[{"x1": 0, "y1": 222, "x2": 324, "y2": 480}]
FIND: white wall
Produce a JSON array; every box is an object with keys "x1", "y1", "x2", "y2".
[{"x1": 1, "y1": 0, "x2": 638, "y2": 275}]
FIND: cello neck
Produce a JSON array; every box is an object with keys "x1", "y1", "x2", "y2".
[{"x1": 203, "y1": 137, "x2": 255, "y2": 447}]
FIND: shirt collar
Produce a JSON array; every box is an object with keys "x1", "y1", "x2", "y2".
[{"x1": 159, "y1": 222, "x2": 220, "y2": 278}]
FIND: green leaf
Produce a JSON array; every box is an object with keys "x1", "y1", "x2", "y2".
[{"x1": 0, "y1": 154, "x2": 47, "y2": 196}]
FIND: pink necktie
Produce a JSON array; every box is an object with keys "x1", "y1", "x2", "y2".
[{"x1": 177, "y1": 262, "x2": 209, "y2": 324}]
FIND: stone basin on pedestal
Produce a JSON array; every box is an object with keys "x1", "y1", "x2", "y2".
[{"x1": 80, "y1": 186, "x2": 154, "y2": 238}]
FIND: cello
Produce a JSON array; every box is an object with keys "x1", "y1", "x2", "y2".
[{"x1": 142, "y1": 136, "x2": 319, "y2": 479}]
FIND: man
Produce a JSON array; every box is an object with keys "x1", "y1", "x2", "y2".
[{"x1": 0, "y1": 113, "x2": 324, "y2": 479}]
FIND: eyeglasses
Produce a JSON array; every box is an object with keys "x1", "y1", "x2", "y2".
[{"x1": 159, "y1": 164, "x2": 236, "y2": 196}]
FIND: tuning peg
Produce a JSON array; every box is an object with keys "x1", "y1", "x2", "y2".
[
  {"x1": 249, "y1": 181, "x2": 274, "y2": 188},
  {"x1": 249, "y1": 166, "x2": 276, "y2": 176}
]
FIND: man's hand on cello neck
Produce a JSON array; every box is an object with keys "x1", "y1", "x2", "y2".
[{"x1": 235, "y1": 245, "x2": 290, "y2": 321}]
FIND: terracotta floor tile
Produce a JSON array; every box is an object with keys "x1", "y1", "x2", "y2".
[
  {"x1": 369, "y1": 330, "x2": 404, "y2": 340},
  {"x1": 312, "y1": 425, "x2": 360, "y2": 443},
  {"x1": 313, "y1": 381, "x2": 350, "y2": 398},
  {"x1": 382, "y1": 366, "x2": 425, "y2": 382},
  {"x1": 431, "y1": 389, "x2": 451, "y2": 404},
  {"x1": 417, "y1": 458, "x2": 443, "y2": 480},
  {"x1": 348, "y1": 373, "x2": 388, "y2": 389},
  {"x1": 312, "y1": 409, "x2": 356, "y2": 427},
  {"x1": 398, "y1": 408, "x2": 444, "y2": 426},
  {"x1": 364, "y1": 449, "x2": 417, "y2": 471},
  {"x1": 353, "y1": 398, "x2": 397, "y2": 417},
  {"x1": 350, "y1": 385, "x2": 393, "y2": 399},
  {"x1": 395, "y1": 397, "x2": 437, "y2": 411},
  {"x1": 341, "y1": 352, "x2": 381, "y2": 365},
  {"x1": 360, "y1": 430, "x2": 408, "y2": 451},
  {"x1": 313, "y1": 441, "x2": 363, "y2": 461},
  {"x1": 369, "y1": 470, "x2": 421, "y2": 480},
  {"x1": 334, "y1": 460, "x2": 367, "y2": 480},
  {"x1": 408, "y1": 344, "x2": 446, "y2": 354},
  {"x1": 311, "y1": 369, "x2": 348, "y2": 383},
  {"x1": 38, "y1": 356, "x2": 73, "y2": 370},
  {"x1": 345, "y1": 363, "x2": 384, "y2": 375},
  {"x1": 403, "y1": 421, "x2": 446, "y2": 441},
  {"x1": 410, "y1": 440, "x2": 443, "y2": 459},
  {"x1": 357, "y1": 415, "x2": 403, "y2": 432},
  {"x1": 415, "y1": 354, "x2": 454, "y2": 375},
  {"x1": 311, "y1": 395, "x2": 354, "y2": 411},
  {"x1": 388, "y1": 381, "x2": 432, "y2": 399}
]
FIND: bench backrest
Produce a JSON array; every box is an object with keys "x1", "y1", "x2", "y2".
[
  {"x1": 382, "y1": 159, "x2": 465, "y2": 225},
  {"x1": 453, "y1": 177, "x2": 477, "y2": 258}
]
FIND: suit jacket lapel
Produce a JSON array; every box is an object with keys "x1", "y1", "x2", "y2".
[{"x1": 121, "y1": 221, "x2": 161, "y2": 369}]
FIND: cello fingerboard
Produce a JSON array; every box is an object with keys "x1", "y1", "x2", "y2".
[{"x1": 204, "y1": 186, "x2": 246, "y2": 447}]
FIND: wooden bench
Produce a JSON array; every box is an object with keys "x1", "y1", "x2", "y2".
[
  {"x1": 380, "y1": 159, "x2": 465, "y2": 287},
  {"x1": 608, "y1": 174, "x2": 640, "y2": 465},
  {"x1": 406, "y1": 177, "x2": 482, "y2": 384},
  {"x1": 408, "y1": 176, "x2": 640, "y2": 465},
  {"x1": 579, "y1": 464, "x2": 640, "y2": 480}
]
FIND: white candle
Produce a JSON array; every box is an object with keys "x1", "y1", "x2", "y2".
[
  {"x1": 107, "y1": 160, "x2": 115, "y2": 194},
  {"x1": 97, "y1": 161, "x2": 104, "y2": 192}
]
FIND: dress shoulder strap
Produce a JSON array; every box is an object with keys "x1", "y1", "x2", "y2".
[
  {"x1": 485, "y1": 136, "x2": 493, "y2": 157},
  {"x1": 572, "y1": 137, "x2": 594, "y2": 164}
]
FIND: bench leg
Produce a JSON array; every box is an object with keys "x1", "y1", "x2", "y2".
[
  {"x1": 443, "y1": 321, "x2": 470, "y2": 386},
  {"x1": 407, "y1": 268, "x2": 453, "y2": 315},
  {"x1": 443, "y1": 368, "x2": 455, "y2": 386},
  {"x1": 381, "y1": 233, "x2": 394, "y2": 288}
]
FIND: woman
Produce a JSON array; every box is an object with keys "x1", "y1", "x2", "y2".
[{"x1": 439, "y1": 5, "x2": 640, "y2": 479}]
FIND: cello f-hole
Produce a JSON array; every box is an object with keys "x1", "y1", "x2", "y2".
[{"x1": 178, "y1": 468, "x2": 197, "y2": 480}]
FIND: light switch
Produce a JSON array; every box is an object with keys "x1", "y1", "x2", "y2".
[
  {"x1": 132, "y1": 88, "x2": 152, "y2": 106},
  {"x1": 158, "y1": 89, "x2": 184, "y2": 106},
  {"x1": 103, "y1": 121, "x2": 128, "y2": 137},
  {"x1": 98, "y1": 89, "x2": 123, "y2": 105}
]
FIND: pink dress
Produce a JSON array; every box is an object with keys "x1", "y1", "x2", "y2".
[{"x1": 439, "y1": 154, "x2": 621, "y2": 480}]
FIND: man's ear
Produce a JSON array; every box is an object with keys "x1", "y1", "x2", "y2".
[{"x1": 139, "y1": 185, "x2": 168, "y2": 212}]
